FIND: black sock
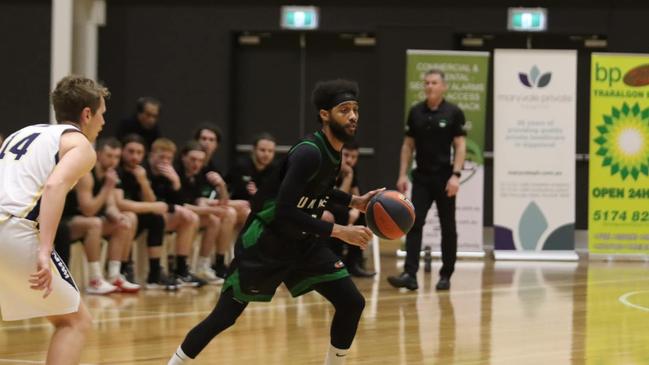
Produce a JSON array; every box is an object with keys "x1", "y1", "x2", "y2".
[
  {"x1": 215, "y1": 254, "x2": 225, "y2": 268},
  {"x1": 181, "y1": 289, "x2": 248, "y2": 358},
  {"x1": 176, "y1": 255, "x2": 188, "y2": 276},
  {"x1": 120, "y1": 261, "x2": 129, "y2": 274},
  {"x1": 149, "y1": 258, "x2": 161, "y2": 281}
]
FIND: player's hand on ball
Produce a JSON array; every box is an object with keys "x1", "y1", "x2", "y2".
[
  {"x1": 332, "y1": 224, "x2": 372, "y2": 249},
  {"x1": 30, "y1": 250, "x2": 53, "y2": 298},
  {"x1": 351, "y1": 187, "x2": 385, "y2": 213}
]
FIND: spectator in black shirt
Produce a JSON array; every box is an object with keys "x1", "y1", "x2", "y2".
[
  {"x1": 323, "y1": 141, "x2": 375, "y2": 278},
  {"x1": 176, "y1": 141, "x2": 238, "y2": 283},
  {"x1": 194, "y1": 122, "x2": 225, "y2": 177},
  {"x1": 70, "y1": 138, "x2": 140, "y2": 293},
  {"x1": 147, "y1": 138, "x2": 203, "y2": 287},
  {"x1": 226, "y1": 132, "x2": 277, "y2": 201},
  {"x1": 114, "y1": 134, "x2": 176, "y2": 290},
  {"x1": 116, "y1": 97, "x2": 161, "y2": 149},
  {"x1": 387, "y1": 69, "x2": 466, "y2": 292},
  {"x1": 194, "y1": 123, "x2": 250, "y2": 230}
]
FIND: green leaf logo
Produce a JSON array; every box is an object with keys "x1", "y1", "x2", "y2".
[{"x1": 594, "y1": 102, "x2": 649, "y2": 181}]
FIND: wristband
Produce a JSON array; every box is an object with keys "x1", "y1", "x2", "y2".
[{"x1": 452, "y1": 171, "x2": 461, "y2": 178}]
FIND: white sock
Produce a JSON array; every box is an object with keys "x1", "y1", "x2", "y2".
[
  {"x1": 89, "y1": 261, "x2": 103, "y2": 281},
  {"x1": 168, "y1": 345, "x2": 192, "y2": 365},
  {"x1": 198, "y1": 256, "x2": 211, "y2": 269},
  {"x1": 108, "y1": 260, "x2": 121, "y2": 279},
  {"x1": 324, "y1": 344, "x2": 348, "y2": 365}
]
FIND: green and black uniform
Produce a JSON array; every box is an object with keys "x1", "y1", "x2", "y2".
[{"x1": 223, "y1": 130, "x2": 353, "y2": 302}]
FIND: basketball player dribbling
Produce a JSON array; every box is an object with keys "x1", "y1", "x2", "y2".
[
  {"x1": 0, "y1": 75, "x2": 109, "y2": 365},
  {"x1": 168, "y1": 79, "x2": 383, "y2": 365}
]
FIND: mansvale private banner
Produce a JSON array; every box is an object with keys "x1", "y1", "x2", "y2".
[
  {"x1": 493, "y1": 49, "x2": 577, "y2": 260},
  {"x1": 589, "y1": 53, "x2": 649, "y2": 256},
  {"x1": 404, "y1": 50, "x2": 489, "y2": 255}
]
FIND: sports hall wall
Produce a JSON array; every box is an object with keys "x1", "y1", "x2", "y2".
[{"x1": 2, "y1": 0, "x2": 649, "y2": 230}]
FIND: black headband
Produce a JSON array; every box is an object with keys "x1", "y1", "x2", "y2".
[{"x1": 320, "y1": 92, "x2": 358, "y2": 110}]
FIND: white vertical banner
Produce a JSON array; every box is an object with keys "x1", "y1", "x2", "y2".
[{"x1": 493, "y1": 49, "x2": 578, "y2": 261}]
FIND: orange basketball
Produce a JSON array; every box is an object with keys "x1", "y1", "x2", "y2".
[{"x1": 365, "y1": 190, "x2": 415, "y2": 240}]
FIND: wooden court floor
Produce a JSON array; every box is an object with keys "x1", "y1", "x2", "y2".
[{"x1": 1, "y1": 248, "x2": 649, "y2": 364}]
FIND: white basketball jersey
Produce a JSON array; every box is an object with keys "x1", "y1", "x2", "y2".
[{"x1": 0, "y1": 124, "x2": 80, "y2": 221}]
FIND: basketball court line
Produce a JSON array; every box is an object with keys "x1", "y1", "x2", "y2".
[
  {"x1": 2, "y1": 275, "x2": 649, "y2": 332},
  {"x1": 0, "y1": 359, "x2": 95, "y2": 365},
  {"x1": 618, "y1": 290, "x2": 649, "y2": 312}
]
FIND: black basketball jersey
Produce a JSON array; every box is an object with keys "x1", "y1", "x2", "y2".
[{"x1": 249, "y1": 130, "x2": 343, "y2": 241}]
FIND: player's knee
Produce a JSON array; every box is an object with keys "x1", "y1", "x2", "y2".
[
  {"x1": 126, "y1": 212, "x2": 138, "y2": 230},
  {"x1": 53, "y1": 308, "x2": 93, "y2": 335},
  {"x1": 189, "y1": 211, "x2": 200, "y2": 227},
  {"x1": 347, "y1": 291, "x2": 365, "y2": 316},
  {"x1": 225, "y1": 207, "x2": 237, "y2": 221},
  {"x1": 77, "y1": 310, "x2": 93, "y2": 335},
  {"x1": 216, "y1": 313, "x2": 239, "y2": 330},
  {"x1": 89, "y1": 217, "x2": 103, "y2": 231},
  {"x1": 208, "y1": 214, "x2": 221, "y2": 226}
]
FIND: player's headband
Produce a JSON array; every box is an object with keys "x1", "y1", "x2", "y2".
[{"x1": 319, "y1": 92, "x2": 358, "y2": 110}]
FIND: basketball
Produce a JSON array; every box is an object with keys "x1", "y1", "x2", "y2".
[{"x1": 365, "y1": 190, "x2": 415, "y2": 240}]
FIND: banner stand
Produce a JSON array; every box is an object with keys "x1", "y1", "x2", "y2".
[
  {"x1": 493, "y1": 49, "x2": 577, "y2": 261},
  {"x1": 396, "y1": 249, "x2": 486, "y2": 259},
  {"x1": 494, "y1": 251, "x2": 578, "y2": 261}
]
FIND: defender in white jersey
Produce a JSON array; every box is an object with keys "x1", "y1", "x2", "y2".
[{"x1": 0, "y1": 75, "x2": 109, "y2": 365}]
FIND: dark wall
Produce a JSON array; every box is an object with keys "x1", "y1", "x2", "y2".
[
  {"x1": 0, "y1": 0, "x2": 51, "y2": 138},
  {"x1": 5, "y1": 0, "x2": 649, "y2": 229}
]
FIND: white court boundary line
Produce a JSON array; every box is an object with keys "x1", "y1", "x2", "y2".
[{"x1": 618, "y1": 291, "x2": 649, "y2": 312}]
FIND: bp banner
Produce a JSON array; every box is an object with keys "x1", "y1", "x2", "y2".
[
  {"x1": 589, "y1": 53, "x2": 649, "y2": 257},
  {"x1": 493, "y1": 49, "x2": 577, "y2": 261},
  {"x1": 403, "y1": 50, "x2": 489, "y2": 255}
]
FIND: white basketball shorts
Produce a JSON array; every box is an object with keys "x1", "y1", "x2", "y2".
[{"x1": 0, "y1": 217, "x2": 80, "y2": 321}]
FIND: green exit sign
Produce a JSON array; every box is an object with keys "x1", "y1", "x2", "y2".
[
  {"x1": 281, "y1": 6, "x2": 319, "y2": 30},
  {"x1": 508, "y1": 8, "x2": 547, "y2": 32}
]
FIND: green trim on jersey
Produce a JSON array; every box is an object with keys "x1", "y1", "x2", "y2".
[
  {"x1": 289, "y1": 268, "x2": 349, "y2": 297},
  {"x1": 241, "y1": 218, "x2": 264, "y2": 248},
  {"x1": 242, "y1": 200, "x2": 277, "y2": 246},
  {"x1": 257, "y1": 200, "x2": 276, "y2": 223},
  {"x1": 222, "y1": 270, "x2": 273, "y2": 302},
  {"x1": 314, "y1": 131, "x2": 340, "y2": 165}
]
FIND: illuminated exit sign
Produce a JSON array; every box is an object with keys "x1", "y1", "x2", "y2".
[
  {"x1": 508, "y1": 8, "x2": 547, "y2": 32},
  {"x1": 280, "y1": 6, "x2": 319, "y2": 30}
]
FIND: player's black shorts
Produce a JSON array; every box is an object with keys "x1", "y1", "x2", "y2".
[{"x1": 222, "y1": 218, "x2": 349, "y2": 302}]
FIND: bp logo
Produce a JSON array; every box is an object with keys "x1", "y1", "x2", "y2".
[
  {"x1": 593, "y1": 102, "x2": 649, "y2": 181},
  {"x1": 519, "y1": 65, "x2": 552, "y2": 88}
]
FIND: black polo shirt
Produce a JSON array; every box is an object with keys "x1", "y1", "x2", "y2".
[
  {"x1": 405, "y1": 99, "x2": 466, "y2": 174},
  {"x1": 225, "y1": 155, "x2": 277, "y2": 201}
]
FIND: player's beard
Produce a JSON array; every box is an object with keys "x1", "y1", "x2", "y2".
[{"x1": 329, "y1": 119, "x2": 355, "y2": 143}]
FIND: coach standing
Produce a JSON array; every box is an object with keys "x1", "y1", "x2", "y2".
[{"x1": 387, "y1": 69, "x2": 466, "y2": 291}]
